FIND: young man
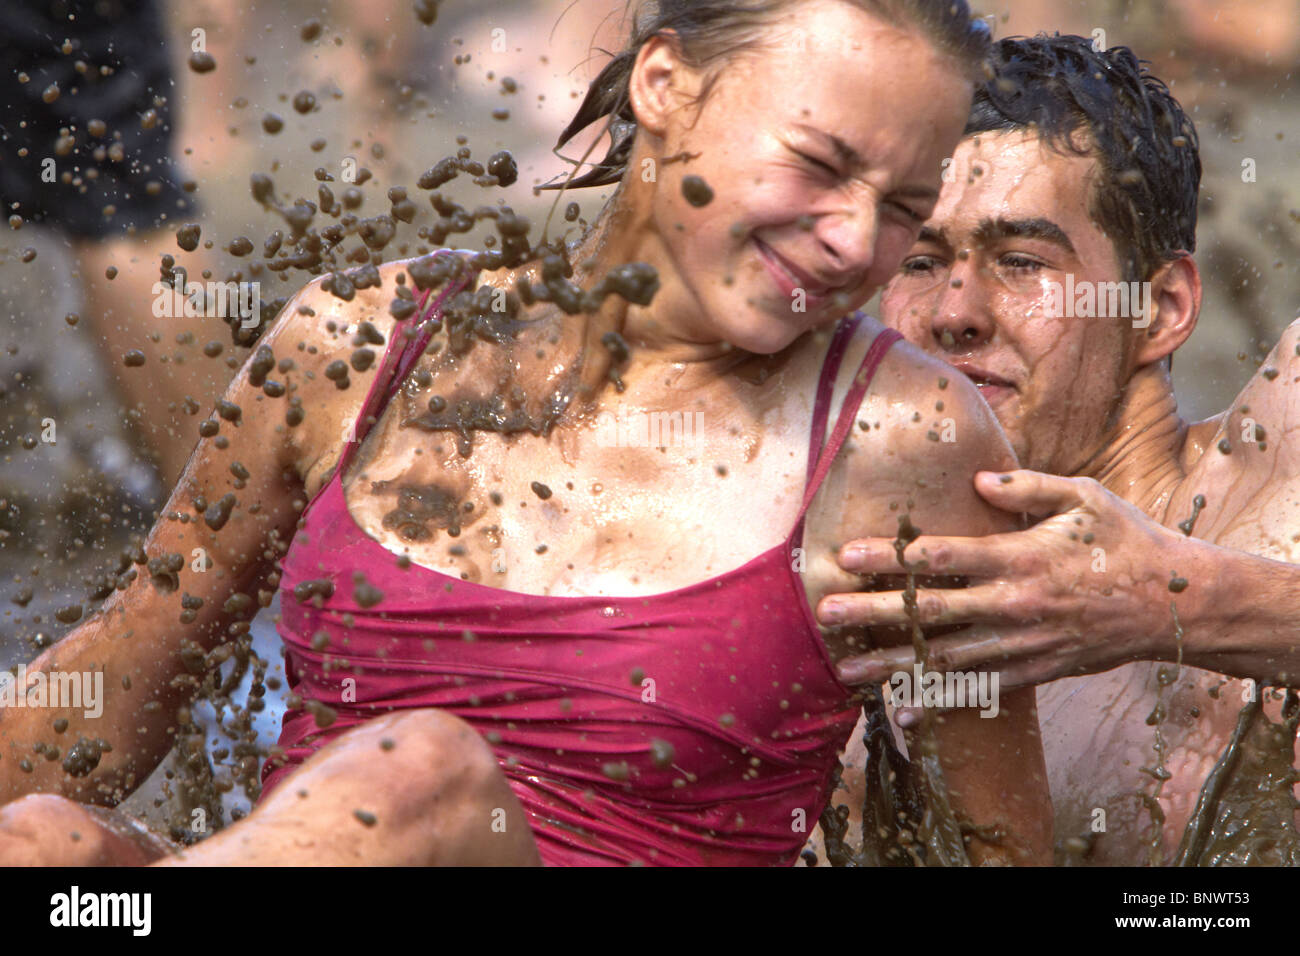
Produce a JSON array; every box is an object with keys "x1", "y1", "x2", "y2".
[{"x1": 823, "y1": 34, "x2": 1300, "y2": 864}]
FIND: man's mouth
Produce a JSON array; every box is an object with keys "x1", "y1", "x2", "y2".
[{"x1": 948, "y1": 363, "x2": 1016, "y2": 403}]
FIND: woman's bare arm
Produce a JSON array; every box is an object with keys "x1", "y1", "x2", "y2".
[{"x1": 0, "y1": 273, "x2": 390, "y2": 806}]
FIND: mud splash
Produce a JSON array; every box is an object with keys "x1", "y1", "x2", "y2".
[
  {"x1": 818, "y1": 514, "x2": 972, "y2": 866},
  {"x1": 1175, "y1": 690, "x2": 1300, "y2": 866}
]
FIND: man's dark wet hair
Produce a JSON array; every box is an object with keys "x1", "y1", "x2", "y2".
[{"x1": 967, "y1": 34, "x2": 1201, "y2": 286}]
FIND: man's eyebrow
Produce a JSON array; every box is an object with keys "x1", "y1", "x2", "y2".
[
  {"x1": 916, "y1": 224, "x2": 949, "y2": 247},
  {"x1": 972, "y1": 217, "x2": 1077, "y2": 254}
]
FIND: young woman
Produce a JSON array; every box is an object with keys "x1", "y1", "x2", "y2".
[{"x1": 0, "y1": 0, "x2": 1052, "y2": 866}]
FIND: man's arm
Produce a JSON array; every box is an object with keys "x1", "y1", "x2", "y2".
[
  {"x1": 808, "y1": 330, "x2": 1053, "y2": 865},
  {"x1": 824, "y1": 315, "x2": 1300, "y2": 691}
]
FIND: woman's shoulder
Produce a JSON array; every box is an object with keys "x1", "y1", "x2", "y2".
[
  {"x1": 834, "y1": 313, "x2": 1017, "y2": 475},
  {"x1": 260, "y1": 253, "x2": 469, "y2": 493}
]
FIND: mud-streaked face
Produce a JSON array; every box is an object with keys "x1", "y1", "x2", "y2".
[
  {"x1": 642, "y1": 0, "x2": 973, "y2": 355},
  {"x1": 881, "y1": 130, "x2": 1138, "y2": 473}
]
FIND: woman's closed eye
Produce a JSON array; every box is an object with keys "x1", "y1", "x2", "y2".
[
  {"x1": 797, "y1": 151, "x2": 840, "y2": 178},
  {"x1": 890, "y1": 201, "x2": 925, "y2": 224}
]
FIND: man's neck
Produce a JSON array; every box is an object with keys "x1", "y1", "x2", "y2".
[{"x1": 1079, "y1": 362, "x2": 1191, "y2": 522}]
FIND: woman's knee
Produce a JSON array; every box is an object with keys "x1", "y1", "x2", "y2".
[
  {"x1": 0, "y1": 793, "x2": 162, "y2": 866},
  {"x1": 316, "y1": 710, "x2": 537, "y2": 863},
  {"x1": 330, "y1": 709, "x2": 506, "y2": 802}
]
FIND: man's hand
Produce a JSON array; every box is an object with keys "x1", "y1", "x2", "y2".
[{"x1": 821, "y1": 469, "x2": 1216, "y2": 690}]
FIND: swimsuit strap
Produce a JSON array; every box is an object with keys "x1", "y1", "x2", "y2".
[
  {"x1": 791, "y1": 324, "x2": 904, "y2": 546},
  {"x1": 337, "y1": 250, "x2": 473, "y2": 472},
  {"x1": 803, "y1": 313, "x2": 864, "y2": 486}
]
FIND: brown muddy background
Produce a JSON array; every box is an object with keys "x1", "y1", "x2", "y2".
[{"x1": 0, "y1": 0, "x2": 1296, "y2": 849}]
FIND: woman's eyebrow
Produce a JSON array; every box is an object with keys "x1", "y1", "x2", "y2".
[
  {"x1": 792, "y1": 123, "x2": 864, "y2": 170},
  {"x1": 791, "y1": 123, "x2": 939, "y2": 202}
]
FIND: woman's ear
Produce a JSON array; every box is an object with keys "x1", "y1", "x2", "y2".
[
  {"x1": 627, "y1": 30, "x2": 694, "y2": 140},
  {"x1": 1134, "y1": 254, "x2": 1201, "y2": 368}
]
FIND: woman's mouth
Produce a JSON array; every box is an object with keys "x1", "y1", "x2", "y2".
[{"x1": 754, "y1": 238, "x2": 837, "y2": 309}]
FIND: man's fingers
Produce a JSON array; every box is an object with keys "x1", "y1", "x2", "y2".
[
  {"x1": 835, "y1": 627, "x2": 1016, "y2": 686},
  {"x1": 817, "y1": 584, "x2": 1013, "y2": 629},
  {"x1": 837, "y1": 534, "x2": 1017, "y2": 576},
  {"x1": 973, "y1": 469, "x2": 1091, "y2": 519}
]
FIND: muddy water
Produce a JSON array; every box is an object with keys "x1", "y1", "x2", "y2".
[
  {"x1": 818, "y1": 515, "x2": 971, "y2": 866},
  {"x1": 1174, "y1": 691, "x2": 1300, "y2": 866}
]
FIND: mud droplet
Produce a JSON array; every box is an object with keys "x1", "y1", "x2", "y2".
[
  {"x1": 650, "y1": 738, "x2": 675, "y2": 769},
  {"x1": 306, "y1": 699, "x2": 337, "y2": 728},
  {"x1": 54, "y1": 604, "x2": 83, "y2": 624},
  {"x1": 176, "y1": 223, "x2": 201, "y2": 252},
  {"x1": 413, "y1": 0, "x2": 440, "y2": 25},
  {"x1": 601, "y1": 761, "x2": 631, "y2": 782},
  {"x1": 62, "y1": 737, "x2": 111, "y2": 777},
  {"x1": 681, "y1": 175, "x2": 714, "y2": 207},
  {"x1": 530, "y1": 481, "x2": 552, "y2": 500},
  {"x1": 123, "y1": 350, "x2": 146, "y2": 367},
  {"x1": 353, "y1": 809, "x2": 378, "y2": 826},
  {"x1": 352, "y1": 572, "x2": 384, "y2": 608},
  {"x1": 203, "y1": 493, "x2": 236, "y2": 531},
  {"x1": 487, "y1": 150, "x2": 517, "y2": 187},
  {"x1": 188, "y1": 51, "x2": 217, "y2": 73}
]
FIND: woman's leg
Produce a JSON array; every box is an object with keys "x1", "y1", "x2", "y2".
[
  {"x1": 154, "y1": 708, "x2": 542, "y2": 866},
  {"x1": 0, "y1": 794, "x2": 172, "y2": 866}
]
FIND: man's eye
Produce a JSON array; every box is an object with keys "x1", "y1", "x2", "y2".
[
  {"x1": 900, "y1": 256, "x2": 941, "y2": 275},
  {"x1": 1001, "y1": 254, "x2": 1042, "y2": 272}
]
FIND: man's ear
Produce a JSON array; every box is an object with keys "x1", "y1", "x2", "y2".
[{"x1": 1134, "y1": 254, "x2": 1201, "y2": 367}]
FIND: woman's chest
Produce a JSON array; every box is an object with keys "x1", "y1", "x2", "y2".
[{"x1": 335, "y1": 403, "x2": 821, "y2": 600}]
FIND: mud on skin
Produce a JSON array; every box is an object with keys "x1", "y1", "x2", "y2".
[{"x1": 5, "y1": 61, "x2": 669, "y2": 842}]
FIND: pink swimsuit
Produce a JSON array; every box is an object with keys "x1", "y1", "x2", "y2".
[{"x1": 261, "y1": 250, "x2": 903, "y2": 865}]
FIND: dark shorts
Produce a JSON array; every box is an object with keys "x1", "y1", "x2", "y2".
[{"x1": 0, "y1": 0, "x2": 196, "y2": 238}]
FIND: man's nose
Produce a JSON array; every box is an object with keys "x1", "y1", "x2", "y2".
[{"x1": 929, "y1": 259, "x2": 994, "y2": 349}]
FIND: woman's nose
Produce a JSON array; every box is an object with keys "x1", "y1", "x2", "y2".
[{"x1": 815, "y1": 207, "x2": 878, "y2": 287}]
